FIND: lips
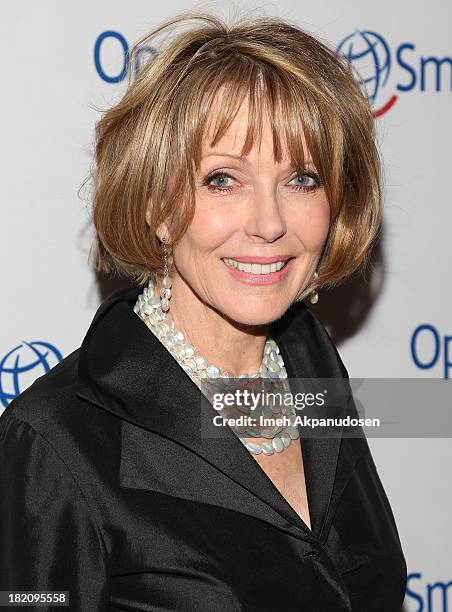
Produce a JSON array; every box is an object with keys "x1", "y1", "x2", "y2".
[
  {"x1": 221, "y1": 256, "x2": 296, "y2": 286},
  {"x1": 222, "y1": 258, "x2": 292, "y2": 274},
  {"x1": 221, "y1": 255, "x2": 293, "y2": 264}
]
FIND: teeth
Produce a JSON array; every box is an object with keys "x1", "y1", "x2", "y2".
[{"x1": 223, "y1": 258, "x2": 288, "y2": 274}]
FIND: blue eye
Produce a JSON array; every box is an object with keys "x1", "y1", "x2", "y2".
[
  {"x1": 203, "y1": 171, "x2": 234, "y2": 193},
  {"x1": 209, "y1": 174, "x2": 230, "y2": 187},
  {"x1": 289, "y1": 172, "x2": 322, "y2": 192}
]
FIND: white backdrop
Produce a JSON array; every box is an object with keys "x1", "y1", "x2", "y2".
[{"x1": 1, "y1": 2, "x2": 451, "y2": 610}]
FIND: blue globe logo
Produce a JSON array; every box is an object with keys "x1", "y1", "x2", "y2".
[
  {"x1": 337, "y1": 29, "x2": 396, "y2": 116},
  {"x1": 0, "y1": 341, "x2": 63, "y2": 408}
]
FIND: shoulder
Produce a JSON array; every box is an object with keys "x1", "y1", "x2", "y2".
[
  {"x1": 0, "y1": 347, "x2": 89, "y2": 438},
  {"x1": 1, "y1": 347, "x2": 81, "y2": 427},
  {"x1": 0, "y1": 346, "x2": 120, "y2": 469}
]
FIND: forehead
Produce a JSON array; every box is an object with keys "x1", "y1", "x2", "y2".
[
  {"x1": 204, "y1": 91, "x2": 254, "y2": 151},
  {"x1": 201, "y1": 86, "x2": 309, "y2": 162}
]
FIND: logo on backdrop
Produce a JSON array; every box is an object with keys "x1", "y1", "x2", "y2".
[
  {"x1": 406, "y1": 571, "x2": 452, "y2": 611},
  {"x1": 95, "y1": 29, "x2": 452, "y2": 118},
  {"x1": 0, "y1": 341, "x2": 63, "y2": 408},
  {"x1": 337, "y1": 30, "x2": 392, "y2": 116},
  {"x1": 410, "y1": 324, "x2": 452, "y2": 380},
  {"x1": 337, "y1": 29, "x2": 452, "y2": 117},
  {"x1": 94, "y1": 30, "x2": 156, "y2": 83}
]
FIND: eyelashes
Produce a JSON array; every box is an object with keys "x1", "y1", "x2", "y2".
[
  {"x1": 201, "y1": 170, "x2": 323, "y2": 195},
  {"x1": 202, "y1": 172, "x2": 235, "y2": 193}
]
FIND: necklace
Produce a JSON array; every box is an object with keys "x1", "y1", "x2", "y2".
[{"x1": 133, "y1": 279, "x2": 300, "y2": 455}]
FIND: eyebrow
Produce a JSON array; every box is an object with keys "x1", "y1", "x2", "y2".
[
  {"x1": 201, "y1": 153, "x2": 315, "y2": 167},
  {"x1": 202, "y1": 153, "x2": 249, "y2": 163}
]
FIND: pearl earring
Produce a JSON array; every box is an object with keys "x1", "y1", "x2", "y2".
[
  {"x1": 309, "y1": 271, "x2": 319, "y2": 304},
  {"x1": 159, "y1": 243, "x2": 172, "y2": 313}
]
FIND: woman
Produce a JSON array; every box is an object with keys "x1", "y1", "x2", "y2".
[{"x1": 0, "y1": 10, "x2": 407, "y2": 611}]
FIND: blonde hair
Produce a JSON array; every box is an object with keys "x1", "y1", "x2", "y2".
[{"x1": 87, "y1": 9, "x2": 382, "y2": 301}]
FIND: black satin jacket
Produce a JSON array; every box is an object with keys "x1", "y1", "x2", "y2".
[{"x1": 0, "y1": 286, "x2": 407, "y2": 611}]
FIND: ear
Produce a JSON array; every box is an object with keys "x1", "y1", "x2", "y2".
[
  {"x1": 146, "y1": 203, "x2": 170, "y2": 243},
  {"x1": 156, "y1": 222, "x2": 170, "y2": 244}
]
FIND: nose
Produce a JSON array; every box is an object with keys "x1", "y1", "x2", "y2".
[{"x1": 245, "y1": 185, "x2": 287, "y2": 243}]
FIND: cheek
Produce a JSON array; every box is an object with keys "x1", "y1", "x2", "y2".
[
  {"x1": 292, "y1": 196, "x2": 330, "y2": 250},
  {"x1": 184, "y1": 204, "x2": 233, "y2": 252}
]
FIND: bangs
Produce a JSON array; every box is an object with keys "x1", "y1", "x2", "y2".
[{"x1": 179, "y1": 56, "x2": 343, "y2": 212}]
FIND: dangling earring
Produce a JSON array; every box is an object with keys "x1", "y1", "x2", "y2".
[
  {"x1": 159, "y1": 242, "x2": 172, "y2": 313},
  {"x1": 309, "y1": 271, "x2": 319, "y2": 304}
]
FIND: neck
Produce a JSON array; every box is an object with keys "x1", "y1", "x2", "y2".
[{"x1": 161, "y1": 275, "x2": 269, "y2": 377}]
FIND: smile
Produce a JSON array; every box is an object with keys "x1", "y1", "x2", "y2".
[
  {"x1": 221, "y1": 256, "x2": 296, "y2": 286},
  {"x1": 222, "y1": 258, "x2": 288, "y2": 274}
]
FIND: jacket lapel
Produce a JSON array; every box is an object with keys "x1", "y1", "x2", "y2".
[
  {"x1": 75, "y1": 285, "x2": 368, "y2": 544},
  {"x1": 268, "y1": 302, "x2": 369, "y2": 542}
]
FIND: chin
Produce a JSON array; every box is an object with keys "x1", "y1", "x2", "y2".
[{"x1": 220, "y1": 301, "x2": 292, "y2": 328}]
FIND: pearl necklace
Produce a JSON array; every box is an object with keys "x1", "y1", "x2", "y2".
[{"x1": 133, "y1": 279, "x2": 300, "y2": 455}]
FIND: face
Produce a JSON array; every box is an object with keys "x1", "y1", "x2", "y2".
[{"x1": 154, "y1": 92, "x2": 330, "y2": 326}]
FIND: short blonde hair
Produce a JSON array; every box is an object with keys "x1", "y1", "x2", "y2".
[{"x1": 87, "y1": 9, "x2": 382, "y2": 301}]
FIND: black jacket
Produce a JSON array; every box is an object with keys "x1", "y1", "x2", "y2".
[{"x1": 0, "y1": 285, "x2": 407, "y2": 611}]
